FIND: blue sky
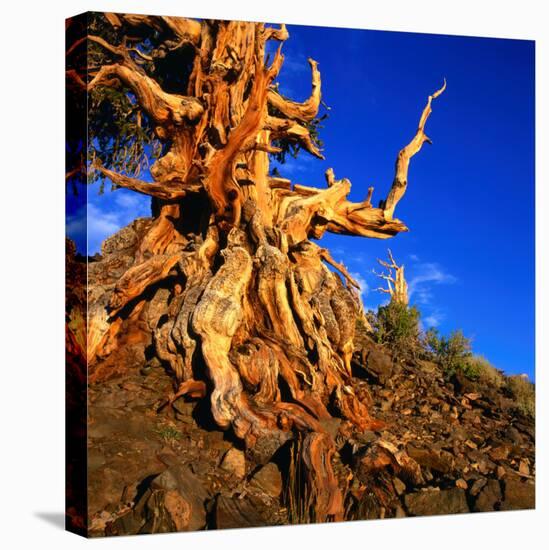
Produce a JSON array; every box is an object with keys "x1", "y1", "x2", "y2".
[{"x1": 66, "y1": 24, "x2": 535, "y2": 379}]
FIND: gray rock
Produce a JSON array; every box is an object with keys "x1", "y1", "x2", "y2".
[
  {"x1": 215, "y1": 494, "x2": 270, "y2": 529},
  {"x1": 147, "y1": 464, "x2": 209, "y2": 531},
  {"x1": 247, "y1": 430, "x2": 292, "y2": 465},
  {"x1": 108, "y1": 511, "x2": 145, "y2": 535},
  {"x1": 172, "y1": 399, "x2": 195, "y2": 417},
  {"x1": 501, "y1": 477, "x2": 535, "y2": 510},
  {"x1": 405, "y1": 488, "x2": 469, "y2": 517},
  {"x1": 474, "y1": 479, "x2": 502, "y2": 512},
  {"x1": 365, "y1": 349, "x2": 393, "y2": 383},
  {"x1": 505, "y1": 426, "x2": 524, "y2": 445},
  {"x1": 355, "y1": 430, "x2": 378, "y2": 445},
  {"x1": 469, "y1": 478, "x2": 487, "y2": 497},
  {"x1": 395, "y1": 505, "x2": 406, "y2": 518}
]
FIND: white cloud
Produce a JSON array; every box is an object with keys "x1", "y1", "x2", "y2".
[
  {"x1": 330, "y1": 246, "x2": 346, "y2": 258},
  {"x1": 67, "y1": 190, "x2": 152, "y2": 254},
  {"x1": 272, "y1": 44, "x2": 311, "y2": 76},
  {"x1": 409, "y1": 262, "x2": 457, "y2": 305},
  {"x1": 280, "y1": 55, "x2": 310, "y2": 77},
  {"x1": 66, "y1": 210, "x2": 86, "y2": 241},
  {"x1": 423, "y1": 311, "x2": 445, "y2": 328},
  {"x1": 113, "y1": 191, "x2": 150, "y2": 213},
  {"x1": 405, "y1": 260, "x2": 457, "y2": 330},
  {"x1": 350, "y1": 271, "x2": 369, "y2": 300},
  {"x1": 327, "y1": 245, "x2": 369, "y2": 269},
  {"x1": 87, "y1": 203, "x2": 123, "y2": 250}
]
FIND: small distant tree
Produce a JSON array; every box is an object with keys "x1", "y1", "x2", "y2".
[
  {"x1": 372, "y1": 301, "x2": 421, "y2": 357},
  {"x1": 374, "y1": 249, "x2": 409, "y2": 305},
  {"x1": 371, "y1": 251, "x2": 420, "y2": 358},
  {"x1": 424, "y1": 328, "x2": 476, "y2": 378}
]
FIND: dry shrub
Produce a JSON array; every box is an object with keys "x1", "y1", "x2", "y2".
[
  {"x1": 466, "y1": 355, "x2": 505, "y2": 388},
  {"x1": 507, "y1": 375, "x2": 535, "y2": 418}
]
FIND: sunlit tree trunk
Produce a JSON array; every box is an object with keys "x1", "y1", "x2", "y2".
[
  {"x1": 374, "y1": 249, "x2": 409, "y2": 305},
  {"x1": 69, "y1": 16, "x2": 444, "y2": 521}
]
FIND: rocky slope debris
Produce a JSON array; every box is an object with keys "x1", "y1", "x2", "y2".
[{"x1": 85, "y1": 318, "x2": 534, "y2": 535}]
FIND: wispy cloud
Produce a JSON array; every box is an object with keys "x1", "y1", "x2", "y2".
[
  {"x1": 87, "y1": 203, "x2": 125, "y2": 252},
  {"x1": 273, "y1": 153, "x2": 317, "y2": 179},
  {"x1": 112, "y1": 191, "x2": 149, "y2": 212},
  {"x1": 423, "y1": 311, "x2": 445, "y2": 328},
  {"x1": 273, "y1": 48, "x2": 314, "y2": 99},
  {"x1": 329, "y1": 244, "x2": 369, "y2": 269},
  {"x1": 350, "y1": 271, "x2": 369, "y2": 300},
  {"x1": 405, "y1": 260, "x2": 457, "y2": 330},
  {"x1": 329, "y1": 246, "x2": 347, "y2": 258},
  {"x1": 66, "y1": 189, "x2": 151, "y2": 255},
  {"x1": 408, "y1": 262, "x2": 457, "y2": 305},
  {"x1": 280, "y1": 54, "x2": 311, "y2": 77}
]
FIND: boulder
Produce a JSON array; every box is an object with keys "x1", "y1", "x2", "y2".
[
  {"x1": 501, "y1": 477, "x2": 535, "y2": 510},
  {"x1": 319, "y1": 417, "x2": 342, "y2": 439},
  {"x1": 121, "y1": 465, "x2": 209, "y2": 534},
  {"x1": 146, "y1": 465, "x2": 209, "y2": 532},
  {"x1": 356, "y1": 440, "x2": 424, "y2": 486},
  {"x1": 221, "y1": 448, "x2": 246, "y2": 479},
  {"x1": 406, "y1": 444, "x2": 455, "y2": 474},
  {"x1": 453, "y1": 371, "x2": 479, "y2": 394},
  {"x1": 488, "y1": 445, "x2": 511, "y2": 461},
  {"x1": 405, "y1": 488, "x2": 469, "y2": 517},
  {"x1": 395, "y1": 505, "x2": 406, "y2": 518},
  {"x1": 393, "y1": 477, "x2": 406, "y2": 496},
  {"x1": 365, "y1": 349, "x2": 393, "y2": 383},
  {"x1": 474, "y1": 479, "x2": 502, "y2": 512},
  {"x1": 107, "y1": 510, "x2": 144, "y2": 536},
  {"x1": 247, "y1": 430, "x2": 292, "y2": 465},
  {"x1": 215, "y1": 494, "x2": 272, "y2": 529},
  {"x1": 456, "y1": 479, "x2": 468, "y2": 490},
  {"x1": 355, "y1": 430, "x2": 378, "y2": 445},
  {"x1": 469, "y1": 478, "x2": 487, "y2": 497},
  {"x1": 250, "y1": 463, "x2": 283, "y2": 499},
  {"x1": 504, "y1": 426, "x2": 524, "y2": 445}
]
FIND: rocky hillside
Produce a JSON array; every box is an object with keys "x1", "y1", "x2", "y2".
[
  {"x1": 84, "y1": 298, "x2": 535, "y2": 535},
  {"x1": 67, "y1": 227, "x2": 535, "y2": 536}
]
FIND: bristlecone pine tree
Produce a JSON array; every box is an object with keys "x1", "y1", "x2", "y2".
[
  {"x1": 375, "y1": 249, "x2": 409, "y2": 305},
  {"x1": 66, "y1": 14, "x2": 445, "y2": 522}
]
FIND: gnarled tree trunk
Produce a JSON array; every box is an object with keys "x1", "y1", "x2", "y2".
[
  {"x1": 71, "y1": 16, "x2": 444, "y2": 522},
  {"x1": 375, "y1": 249, "x2": 409, "y2": 305}
]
